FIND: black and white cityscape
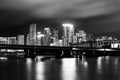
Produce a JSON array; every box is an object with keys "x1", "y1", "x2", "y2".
[
  {"x1": 0, "y1": 23, "x2": 120, "y2": 48},
  {"x1": 1, "y1": 0, "x2": 120, "y2": 80}
]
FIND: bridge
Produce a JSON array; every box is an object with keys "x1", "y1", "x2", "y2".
[{"x1": 0, "y1": 44, "x2": 120, "y2": 58}]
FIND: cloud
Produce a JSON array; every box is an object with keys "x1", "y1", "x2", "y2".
[
  {"x1": 1, "y1": 0, "x2": 120, "y2": 33},
  {"x1": 0, "y1": 0, "x2": 119, "y2": 18}
]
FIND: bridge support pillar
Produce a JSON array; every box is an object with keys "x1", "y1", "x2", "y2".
[{"x1": 24, "y1": 48, "x2": 36, "y2": 59}]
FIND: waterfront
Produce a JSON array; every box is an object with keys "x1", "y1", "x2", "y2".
[{"x1": 0, "y1": 55, "x2": 120, "y2": 80}]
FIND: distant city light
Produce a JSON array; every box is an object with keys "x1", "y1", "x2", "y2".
[
  {"x1": 0, "y1": 23, "x2": 120, "y2": 48},
  {"x1": 62, "y1": 23, "x2": 74, "y2": 28},
  {"x1": 44, "y1": 28, "x2": 50, "y2": 30},
  {"x1": 37, "y1": 34, "x2": 45, "y2": 38},
  {"x1": 37, "y1": 32, "x2": 41, "y2": 34}
]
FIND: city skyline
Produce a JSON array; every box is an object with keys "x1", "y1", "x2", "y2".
[
  {"x1": 0, "y1": 21, "x2": 120, "y2": 39},
  {"x1": 0, "y1": 1, "x2": 120, "y2": 80},
  {"x1": 0, "y1": 23, "x2": 119, "y2": 48}
]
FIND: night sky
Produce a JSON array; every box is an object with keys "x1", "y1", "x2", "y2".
[{"x1": 0, "y1": 0, "x2": 120, "y2": 36}]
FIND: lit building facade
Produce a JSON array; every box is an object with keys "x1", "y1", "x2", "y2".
[
  {"x1": 52, "y1": 29, "x2": 59, "y2": 43},
  {"x1": 26, "y1": 34, "x2": 30, "y2": 45},
  {"x1": 43, "y1": 28, "x2": 51, "y2": 46},
  {"x1": 29, "y1": 24, "x2": 37, "y2": 45},
  {"x1": 37, "y1": 32, "x2": 45, "y2": 46},
  {"x1": 8, "y1": 37, "x2": 17, "y2": 45},
  {"x1": 17, "y1": 35, "x2": 24, "y2": 45},
  {"x1": 78, "y1": 30, "x2": 86, "y2": 42},
  {"x1": 62, "y1": 23, "x2": 74, "y2": 46}
]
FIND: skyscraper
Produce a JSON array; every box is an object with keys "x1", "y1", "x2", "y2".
[
  {"x1": 17, "y1": 35, "x2": 24, "y2": 45},
  {"x1": 62, "y1": 23, "x2": 74, "y2": 46},
  {"x1": 26, "y1": 34, "x2": 30, "y2": 45},
  {"x1": 37, "y1": 32, "x2": 45, "y2": 46},
  {"x1": 43, "y1": 28, "x2": 51, "y2": 46},
  {"x1": 53, "y1": 29, "x2": 59, "y2": 43},
  {"x1": 29, "y1": 24, "x2": 37, "y2": 45},
  {"x1": 78, "y1": 30, "x2": 86, "y2": 43}
]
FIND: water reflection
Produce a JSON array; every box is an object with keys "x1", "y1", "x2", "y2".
[
  {"x1": 61, "y1": 58, "x2": 76, "y2": 80},
  {"x1": 26, "y1": 58, "x2": 33, "y2": 80},
  {"x1": 1, "y1": 56, "x2": 120, "y2": 80},
  {"x1": 81, "y1": 56, "x2": 88, "y2": 68},
  {"x1": 35, "y1": 60, "x2": 45, "y2": 80},
  {"x1": 97, "y1": 57, "x2": 102, "y2": 71}
]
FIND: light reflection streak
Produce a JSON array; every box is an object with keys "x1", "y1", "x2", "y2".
[
  {"x1": 35, "y1": 61, "x2": 45, "y2": 80},
  {"x1": 97, "y1": 57, "x2": 103, "y2": 72},
  {"x1": 26, "y1": 58, "x2": 32, "y2": 64},
  {"x1": 115, "y1": 58, "x2": 118, "y2": 65},
  {"x1": 61, "y1": 58, "x2": 76, "y2": 80},
  {"x1": 26, "y1": 58, "x2": 32, "y2": 80},
  {"x1": 81, "y1": 56, "x2": 88, "y2": 68},
  {"x1": 0, "y1": 57, "x2": 8, "y2": 60},
  {"x1": 82, "y1": 61, "x2": 88, "y2": 68},
  {"x1": 114, "y1": 58, "x2": 118, "y2": 70},
  {"x1": 105, "y1": 56, "x2": 110, "y2": 64}
]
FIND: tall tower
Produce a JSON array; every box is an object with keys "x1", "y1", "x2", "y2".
[
  {"x1": 53, "y1": 29, "x2": 59, "y2": 43},
  {"x1": 62, "y1": 23, "x2": 74, "y2": 46},
  {"x1": 29, "y1": 24, "x2": 37, "y2": 45},
  {"x1": 43, "y1": 28, "x2": 51, "y2": 46},
  {"x1": 26, "y1": 34, "x2": 30, "y2": 45},
  {"x1": 37, "y1": 32, "x2": 45, "y2": 46}
]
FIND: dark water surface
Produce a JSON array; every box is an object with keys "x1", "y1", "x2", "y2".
[{"x1": 0, "y1": 56, "x2": 120, "y2": 80}]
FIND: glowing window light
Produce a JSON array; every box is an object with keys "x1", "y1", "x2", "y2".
[
  {"x1": 0, "y1": 57, "x2": 8, "y2": 60},
  {"x1": 62, "y1": 23, "x2": 74, "y2": 28},
  {"x1": 37, "y1": 34, "x2": 45, "y2": 38},
  {"x1": 111, "y1": 43, "x2": 119, "y2": 48}
]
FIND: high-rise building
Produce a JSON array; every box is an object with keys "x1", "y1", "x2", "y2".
[
  {"x1": 37, "y1": 32, "x2": 41, "y2": 46},
  {"x1": 43, "y1": 28, "x2": 51, "y2": 46},
  {"x1": 37, "y1": 32, "x2": 45, "y2": 46},
  {"x1": 52, "y1": 29, "x2": 59, "y2": 43},
  {"x1": 73, "y1": 35, "x2": 77, "y2": 44},
  {"x1": 29, "y1": 24, "x2": 37, "y2": 45},
  {"x1": 62, "y1": 23, "x2": 74, "y2": 46},
  {"x1": 26, "y1": 34, "x2": 30, "y2": 45},
  {"x1": 17, "y1": 35, "x2": 24, "y2": 45},
  {"x1": 78, "y1": 30, "x2": 86, "y2": 42}
]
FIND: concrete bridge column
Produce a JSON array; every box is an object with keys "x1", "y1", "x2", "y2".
[{"x1": 24, "y1": 48, "x2": 36, "y2": 59}]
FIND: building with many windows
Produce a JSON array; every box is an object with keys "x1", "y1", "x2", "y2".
[
  {"x1": 29, "y1": 24, "x2": 37, "y2": 45},
  {"x1": 17, "y1": 35, "x2": 24, "y2": 45},
  {"x1": 62, "y1": 23, "x2": 74, "y2": 46}
]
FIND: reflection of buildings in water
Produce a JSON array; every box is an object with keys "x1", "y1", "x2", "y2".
[
  {"x1": 81, "y1": 60, "x2": 88, "y2": 68},
  {"x1": 97, "y1": 56, "x2": 110, "y2": 74},
  {"x1": 26, "y1": 58, "x2": 33, "y2": 80},
  {"x1": 77, "y1": 55, "x2": 88, "y2": 68},
  {"x1": 76, "y1": 57, "x2": 88, "y2": 80},
  {"x1": 97, "y1": 57, "x2": 103, "y2": 73},
  {"x1": 114, "y1": 58, "x2": 119, "y2": 74},
  {"x1": 114, "y1": 58, "x2": 118, "y2": 66},
  {"x1": 61, "y1": 58, "x2": 76, "y2": 80},
  {"x1": 104, "y1": 56, "x2": 110, "y2": 64},
  {"x1": 35, "y1": 61, "x2": 45, "y2": 80}
]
